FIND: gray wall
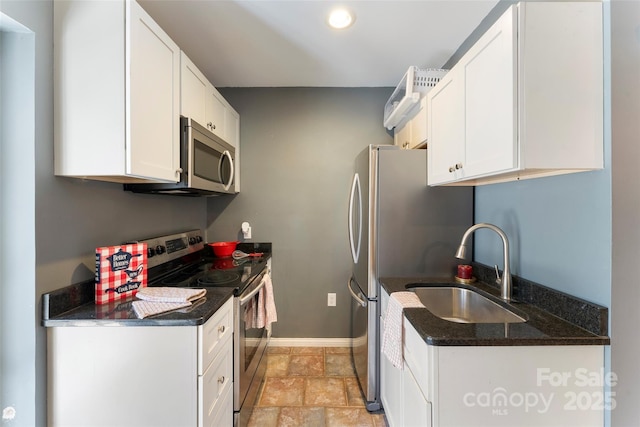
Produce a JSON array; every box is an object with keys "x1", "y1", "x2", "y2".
[
  {"x1": 610, "y1": 1, "x2": 640, "y2": 425},
  {"x1": 474, "y1": 171, "x2": 611, "y2": 306},
  {"x1": 209, "y1": 87, "x2": 393, "y2": 338},
  {"x1": 1, "y1": 1, "x2": 207, "y2": 425}
]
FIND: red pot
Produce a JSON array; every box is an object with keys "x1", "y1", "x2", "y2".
[{"x1": 209, "y1": 241, "x2": 238, "y2": 258}]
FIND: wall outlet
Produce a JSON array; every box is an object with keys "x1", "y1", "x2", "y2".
[{"x1": 327, "y1": 293, "x2": 336, "y2": 307}]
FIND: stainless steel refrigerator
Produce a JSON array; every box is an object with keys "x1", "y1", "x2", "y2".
[{"x1": 347, "y1": 145, "x2": 473, "y2": 411}]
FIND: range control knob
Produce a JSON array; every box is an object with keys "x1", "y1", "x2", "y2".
[
  {"x1": 189, "y1": 237, "x2": 197, "y2": 245},
  {"x1": 155, "y1": 245, "x2": 166, "y2": 255},
  {"x1": 147, "y1": 247, "x2": 156, "y2": 258},
  {"x1": 196, "y1": 236, "x2": 203, "y2": 243}
]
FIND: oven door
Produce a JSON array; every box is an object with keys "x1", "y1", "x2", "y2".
[
  {"x1": 185, "y1": 117, "x2": 235, "y2": 194},
  {"x1": 234, "y1": 270, "x2": 269, "y2": 422}
]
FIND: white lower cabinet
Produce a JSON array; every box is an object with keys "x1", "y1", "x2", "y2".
[
  {"x1": 380, "y1": 289, "x2": 404, "y2": 427},
  {"x1": 402, "y1": 365, "x2": 432, "y2": 427},
  {"x1": 47, "y1": 298, "x2": 234, "y2": 427},
  {"x1": 198, "y1": 298, "x2": 234, "y2": 426},
  {"x1": 380, "y1": 290, "x2": 606, "y2": 427}
]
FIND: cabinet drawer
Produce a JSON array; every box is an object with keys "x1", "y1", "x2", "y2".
[
  {"x1": 380, "y1": 289, "x2": 390, "y2": 321},
  {"x1": 207, "y1": 385, "x2": 233, "y2": 427},
  {"x1": 199, "y1": 335, "x2": 233, "y2": 427},
  {"x1": 403, "y1": 363, "x2": 432, "y2": 427},
  {"x1": 403, "y1": 318, "x2": 432, "y2": 401},
  {"x1": 199, "y1": 297, "x2": 233, "y2": 375}
]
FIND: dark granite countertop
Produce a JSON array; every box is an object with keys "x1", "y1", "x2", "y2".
[
  {"x1": 380, "y1": 263, "x2": 610, "y2": 347},
  {"x1": 42, "y1": 286, "x2": 235, "y2": 327},
  {"x1": 42, "y1": 246, "x2": 272, "y2": 327}
]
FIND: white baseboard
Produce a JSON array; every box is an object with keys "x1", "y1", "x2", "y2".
[{"x1": 268, "y1": 337, "x2": 352, "y2": 347}]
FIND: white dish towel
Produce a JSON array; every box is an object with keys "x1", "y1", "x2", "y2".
[
  {"x1": 132, "y1": 300, "x2": 192, "y2": 319},
  {"x1": 381, "y1": 291, "x2": 425, "y2": 369},
  {"x1": 256, "y1": 272, "x2": 277, "y2": 334},
  {"x1": 132, "y1": 287, "x2": 207, "y2": 319},
  {"x1": 135, "y1": 287, "x2": 206, "y2": 303}
]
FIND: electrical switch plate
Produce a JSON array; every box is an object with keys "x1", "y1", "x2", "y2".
[{"x1": 328, "y1": 293, "x2": 336, "y2": 307}]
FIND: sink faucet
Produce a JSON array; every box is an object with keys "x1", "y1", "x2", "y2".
[{"x1": 455, "y1": 223, "x2": 512, "y2": 302}]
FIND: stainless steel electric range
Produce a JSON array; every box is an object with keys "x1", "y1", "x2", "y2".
[{"x1": 142, "y1": 230, "x2": 272, "y2": 427}]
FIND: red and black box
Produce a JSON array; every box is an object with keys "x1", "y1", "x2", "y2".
[{"x1": 95, "y1": 243, "x2": 147, "y2": 305}]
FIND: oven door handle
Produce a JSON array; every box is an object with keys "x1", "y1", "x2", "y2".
[{"x1": 239, "y1": 271, "x2": 268, "y2": 305}]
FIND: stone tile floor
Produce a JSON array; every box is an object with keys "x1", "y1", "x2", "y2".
[{"x1": 248, "y1": 346, "x2": 388, "y2": 427}]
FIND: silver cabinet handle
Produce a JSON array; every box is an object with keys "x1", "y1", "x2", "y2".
[
  {"x1": 218, "y1": 376, "x2": 225, "y2": 384},
  {"x1": 218, "y1": 325, "x2": 225, "y2": 334},
  {"x1": 449, "y1": 163, "x2": 463, "y2": 173},
  {"x1": 207, "y1": 122, "x2": 213, "y2": 129}
]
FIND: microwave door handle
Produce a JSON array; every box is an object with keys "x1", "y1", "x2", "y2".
[{"x1": 219, "y1": 150, "x2": 235, "y2": 191}]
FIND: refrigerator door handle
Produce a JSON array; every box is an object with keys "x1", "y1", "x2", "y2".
[
  {"x1": 347, "y1": 277, "x2": 367, "y2": 307},
  {"x1": 348, "y1": 173, "x2": 362, "y2": 264}
]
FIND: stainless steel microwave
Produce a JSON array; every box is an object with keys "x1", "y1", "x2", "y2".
[{"x1": 124, "y1": 117, "x2": 236, "y2": 196}]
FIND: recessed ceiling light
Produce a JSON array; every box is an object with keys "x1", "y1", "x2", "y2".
[{"x1": 327, "y1": 8, "x2": 355, "y2": 30}]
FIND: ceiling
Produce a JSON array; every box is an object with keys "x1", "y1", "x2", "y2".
[{"x1": 138, "y1": 0, "x2": 499, "y2": 88}]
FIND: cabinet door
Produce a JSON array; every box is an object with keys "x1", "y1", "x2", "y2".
[
  {"x1": 409, "y1": 97, "x2": 428, "y2": 149},
  {"x1": 402, "y1": 366, "x2": 432, "y2": 427},
  {"x1": 127, "y1": 0, "x2": 180, "y2": 182},
  {"x1": 394, "y1": 122, "x2": 411, "y2": 149},
  {"x1": 380, "y1": 318, "x2": 403, "y2": 427},
  {"x1": 181, "y1": 52, "x2": 208, "y2": 126},
  {"x1": 427, "y1": 68, "x2": 464, "y2": 185},
  {"x1": 225, "y1": 108, "x2": 240, "y2": 192},
  {"x1": 199, "y1": 336, "x2": 233, "y2": 427},
  {"x1": 206, "y1": 87, "x2": 226, "y2": 139},
  {"x1": 224, "y1": 107, "x2": 239, "y2": 149},
  {"x1": 462, "y1": 5, "x2": 517, "y2": 179}
]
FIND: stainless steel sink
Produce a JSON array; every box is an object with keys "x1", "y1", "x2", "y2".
[{"x1": 408, "y1": 286, "x2": 526, "y2": 324}]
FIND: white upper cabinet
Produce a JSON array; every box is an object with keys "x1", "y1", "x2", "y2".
[
  {"x1": 393, "y1": 120, "x2": 411, "y2": 150},
  {"x1": 180, "y1": 52, "x2": 236, "y2": 145},
  {"x1": 428, "y1": 2, "x2": 603, "y2": 186},
  {"x1": 207, "y1": 89, "x2": 227, "y2": 140},
  {"x1": 409, "y1": 97, "x2": 428, "y2": 149},
  {"x1": 394, "y1": 97, "x2": 429, "y2": 150},
  {"x1": 180, "y1": 52, "x2": 208, "y2": 126},
  {"x1": 54, "y1": 0, "x2": 181, "y2": 183},
  {"x1": 224, "y1": 107, "x2": 241, "y2": 192},
  {"x1": 461, "y1": 6, "x2": 516, "y2": 180},
  {"x1": 180, "y1": 52, "x2": 241, "y2": 192},
  {"x1": 428, "y1": 67, "x2": 465, "y2": 184}
]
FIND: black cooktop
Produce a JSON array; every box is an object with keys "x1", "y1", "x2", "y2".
[{"x1": 149, "y1": 253, "x2": 268, "y2": 294}]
